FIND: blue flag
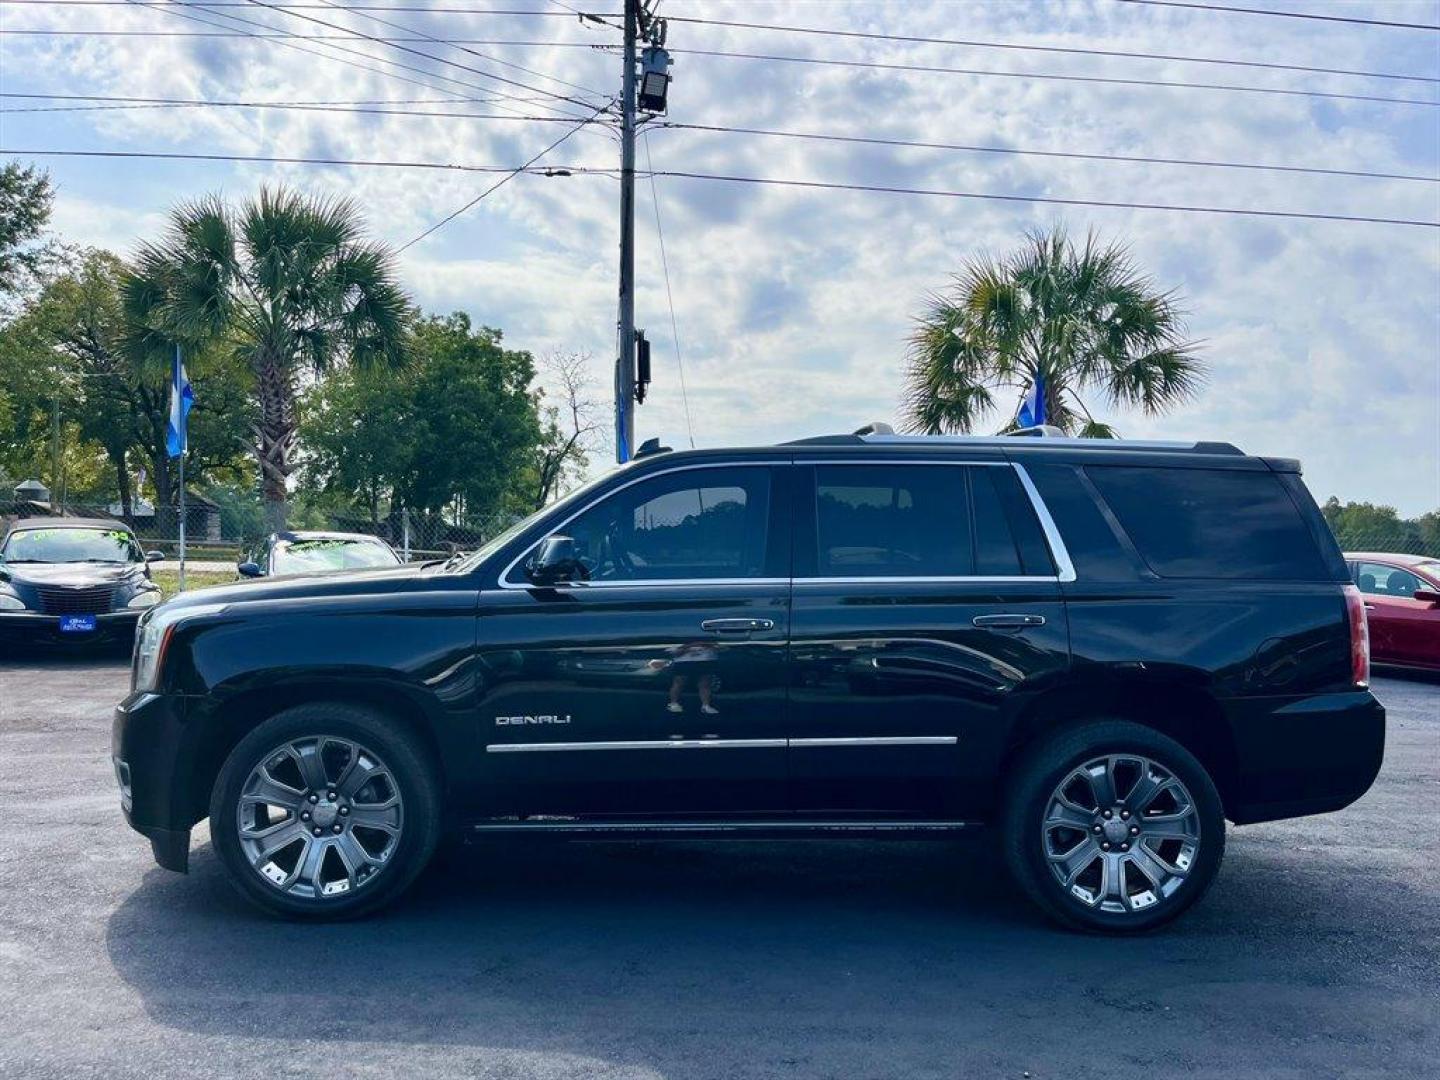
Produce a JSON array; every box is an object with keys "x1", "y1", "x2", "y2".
[
  {"x1": 166, "y1": 345, "x2": 194, "y2": 459},
  {"x1": 1017, "y1": 369, "x2": 1046, "y2": 428}
]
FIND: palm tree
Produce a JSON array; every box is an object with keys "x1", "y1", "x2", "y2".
[
  {"x1": 126, "y1": 187, "x2": 409, "y2": 528},
  {"x1": 902, "y1": 227, "x2": 1204, "y2": 437}
]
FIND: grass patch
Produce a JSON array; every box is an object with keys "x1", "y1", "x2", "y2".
[{"x1": 150, "y1": 569, "x2": 239, "y2": 600}]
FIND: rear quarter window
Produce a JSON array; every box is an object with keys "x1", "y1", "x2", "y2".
[{"x1": 1085, "y1": 465, "x2": 1329, "y2": 580}]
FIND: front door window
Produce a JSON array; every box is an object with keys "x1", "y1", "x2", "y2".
[{"x1": 537, "y1": 466, "x2": 772, "y2": 583}]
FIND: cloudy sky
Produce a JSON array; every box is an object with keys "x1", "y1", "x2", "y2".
[{"x1": 2, "y1": 0, "x2": 1437, "y2": 513}]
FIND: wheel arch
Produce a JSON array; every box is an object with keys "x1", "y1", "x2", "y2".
[
  {"x1": 180, "y1": 679, "x2": 448, "y2": 826},
  {"x1": 1001, "y1": 677, "x2": 1241, "y2": 817}
]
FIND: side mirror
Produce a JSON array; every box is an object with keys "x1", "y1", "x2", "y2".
[
  {"x1": 1414, "y1": 588, "x2": 1440, "y2": 605},
  {"x1": 526, "y1": 535, "x2": 585, "y2": 586},
  {"x1": 145, "y1": 551, "x2": 165, "y2": 563},
  {"x1": 237, "y1": 561, "x2": 263, "y2": 579}
]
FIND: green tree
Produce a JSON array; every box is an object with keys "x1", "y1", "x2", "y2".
[
  {"x1": 127, "y1": 187, "x2": 409, "y2": 529},
  {"x1": 301, "y1": 362, "x2": 413, "y2": 529},
  {"x1": 24, "y1": 250, "x2": 136, "y2": 509},
  {"x1": 0, "y1": 298, "x2": 58, "y2": 483},
  {"x1": 7, "y1": 249, "x2": 254, "y2": 516},
  {"x1": 1418, "y1": 512, "x2": 1440, "y2": 554},
  {"x1": 302, "y1": 312, "x2": 551, "y2": 533},
  {"x1": 1321, "y1": 497, "x2": 1440, "y2": 556},
  {"x1": 0, "y1": 161, "x2": 54, "y2": 308},
  {"x1": 402, "y1": 314, "x2": 545, "y2": 522},
  {"x1": 903, "y1": 227, "x2": 1205, "y2": 436}
]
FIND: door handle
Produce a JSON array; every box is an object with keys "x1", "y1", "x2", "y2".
[
  {"x1": 701, "y1": 618, "x2": 775, "y2": 633},
  {"x1": 971, "y1": 613, "x2": 1046, "y2": 629}
]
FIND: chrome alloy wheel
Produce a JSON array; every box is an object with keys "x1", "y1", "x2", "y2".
[
  {"x1": 1041, "y1": 754, "x2": 1201, "y2": 916},
  {"x1": 236, "y1": 736, "x2": 404, "y2": 901}
]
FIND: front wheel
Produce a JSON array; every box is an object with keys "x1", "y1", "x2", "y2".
[
  {"x1": 1001, "y1": 721, "x2": 1225, "y2": 933},
  {"x1": 210, "y1": 703, "x2": 441, "y2": 919}
]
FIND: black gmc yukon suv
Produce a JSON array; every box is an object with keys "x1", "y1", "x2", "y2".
[{"x1": 113, "y1": 429, "x2": 1383, "y2": 931}]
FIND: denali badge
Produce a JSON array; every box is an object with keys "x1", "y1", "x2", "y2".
[{"x1": 495, "y1": 714, "x2": 571, "y2": 725}]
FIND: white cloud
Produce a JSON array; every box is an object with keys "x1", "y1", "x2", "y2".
[{"x1": 3, "y1": 0, "x2": 1437, "y2": 512}]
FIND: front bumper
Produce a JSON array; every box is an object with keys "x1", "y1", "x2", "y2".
[
  {"x1": 1226, "y1": 689, "x2": 1386, "y2": 824},
  {"x1": 112, "y1": 690, "x2": 193, "y2": 872},
  {"x1": 0, "y1": 608, "x2": 143, "y2": 648}
]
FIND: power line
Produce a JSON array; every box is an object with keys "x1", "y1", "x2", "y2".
[
  {"x1": 1, "y1": 92, "x2": 507, "y2": 105},
  {"x1": 0, "y1": 28, "x2": 600, "y2": 39},
  {"x1": 116, "y1": 0, "x2": 550, "y2": 111},
  {"x1": 234, "y1": 0, "x2": 606, "y2": 113},
  {"x1": 9, "y1": 144, "x2": 1433, "y2": 227},
  {"x1": 15, "y1": 24, "x2": 1432, "y2": 107},
  {"x1": 8, "y1": 91, "x2": 1425, "y2": 184},
  {"x1": 661, "y1": 13, "x2": 1440, "y2": 85},
  {"x1": 5, "y1": 25, "x2": 1432, "y2": 85},
  {"x1": 0, "y1": 92, "x2": 587, "y2": 113},
  {"x1": 671, "y1": 46, "x2": 1438, "y2": 109},
  {"x1": 1, "y1": 146, "x2": 615, "y2": 175},
  {"x1": 0, "y1": 94, "x2": 613, "y2": 130},
  {"x1": 305, "y1": 0, "x2": 607, "y2": 101},
  {"x1": 645, "y1": 169, "x2": 1439, "y2": 229},
  {"x1": 398, "y1": 103, "x2": 609, "y2": 250},
  {"x1": 119, "y1": 1, "x2": 482, "y2": 105},
  {"x1": 642, "y1": 131, "x2": 694, "y2": 450},
  {"x1": 0, "y1": 0, "x2": 619, "y2": 9},
  {"x1": 114, "y1": 0, "x2": 597, "y2": 118},
  {"x1": 654, "y1": 120, "x2": 1438, "y2": 185},
  {"x1": 1114, "y1": 0, "x2": 1440, "y2": 31},
  {"x1": 0, "y1": 30, "x2": 608, "y2": 40}
]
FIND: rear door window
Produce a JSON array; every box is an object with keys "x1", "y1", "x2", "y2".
[
  {"x1": 1086, "y1": 465, "x2": 1328, "y2": 580},
  {"x1": 977, "y1": 465, "x2": 1055, "y2": 576},
  {"x1": 809, "y1": 464, "x2": 1051, "y2": 578}
]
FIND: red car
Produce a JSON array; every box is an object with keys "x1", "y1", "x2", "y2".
[{"x1": 1346, "y1": 552, "x2": 1440, "y2": 672}]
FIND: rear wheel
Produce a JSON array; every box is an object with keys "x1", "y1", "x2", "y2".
[
  {"x1": 1001, "y1": 721, "x2": 1225, "y2": 933},
  {"x1": 210, "y1": 703, "x2": 441, "y2": 919}
]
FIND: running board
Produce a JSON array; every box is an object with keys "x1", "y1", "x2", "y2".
[{"x1": 464, "y1": 819, "x2": 975, "y2": 840}]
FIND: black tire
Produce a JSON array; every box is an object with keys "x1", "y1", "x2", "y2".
[
  {"x1": 1001, "y1": 720, "x2": 1225, "y2": 934},
  {"x1": 209, "y1": 702, "x2": 442, "y2": 920}
]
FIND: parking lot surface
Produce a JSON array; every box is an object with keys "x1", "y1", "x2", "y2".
[{"x1": 0, "y1": 658, "x2": 1435, "y2": 1080}]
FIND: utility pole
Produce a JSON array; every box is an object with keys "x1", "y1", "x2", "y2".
[
  {"x1": 613, "y1": 0, "x2": 670, "y2": 464},
  {"x1": 614, "y1": 0, "x2": 639, "y2": 464}
]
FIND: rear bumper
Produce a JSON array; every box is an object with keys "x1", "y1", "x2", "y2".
[
  {"x1": 1226, "y1": 690, "x2": 1385, "y2": 824},
  {"x1": 112, "y1": 691, "x2": 192, "y2": 872},
  {"x1": 0, "y1": 609, "x2": 142, "y2": 647}
]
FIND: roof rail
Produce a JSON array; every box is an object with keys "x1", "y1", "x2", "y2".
[{"x1": 785, "y1": 428, "x2": 1242, "y2": 454}]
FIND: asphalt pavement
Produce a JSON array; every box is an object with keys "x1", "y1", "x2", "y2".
[{"x1": 0, "y1": 658, "x2": 1435, "y2": 1080}]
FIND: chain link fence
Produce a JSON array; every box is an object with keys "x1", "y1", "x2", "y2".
[
  {"x1": 1, "y1": 495, "x2": 521, "y2": 563},
  {"x1": 1323, "y1": 529, "x2": 1440, "y2": 559}
]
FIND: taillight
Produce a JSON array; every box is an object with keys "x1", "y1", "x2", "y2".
[{"x1": 1342, "y1": 584, "x2": 1370, "y2": 688}]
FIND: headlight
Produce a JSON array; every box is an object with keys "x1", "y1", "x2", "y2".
[
  {"x1": 132, "y1": 602, "x2": 228, "y2": 692},
  {"x1": 0, "y1": 591, "x2": 24, "y2": 611},
  {"x1": 127, "y1": 590, "x2": 161, "y2": 609}
]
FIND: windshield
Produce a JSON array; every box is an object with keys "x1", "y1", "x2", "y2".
[
  {"x1": 1, "y1": 527, "x2": 141, "y2": 564},
  {"x1": 271, "y1": 538, "x2": 401, "y2": 575},
  {"x1": 454, "y1": 468, "x2": 622, "y2": 573}
]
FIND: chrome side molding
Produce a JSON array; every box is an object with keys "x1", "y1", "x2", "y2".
[{"x1": 487, "y1": 735, "x2": 958, "y2": 753}]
